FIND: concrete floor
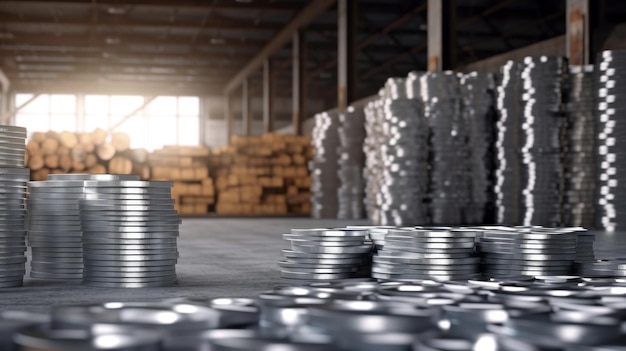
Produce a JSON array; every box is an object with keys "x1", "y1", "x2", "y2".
[
  {"x1": 4, "y1": 219, "x2": 625, "y2": 313},
  {"x1": 2, "y1": 218, "x2": 368, "y2": 313}
]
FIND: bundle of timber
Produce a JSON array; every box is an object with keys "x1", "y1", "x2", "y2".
[
  {"x1": 210, "y1": 133, "x2": 312, "y2": 216},
  {"x1": 149, "y1": 145, "x2": 214, "y2": 215},
  {"x1": 24, "y1": 129, "x2": 149, "y2": 181}
]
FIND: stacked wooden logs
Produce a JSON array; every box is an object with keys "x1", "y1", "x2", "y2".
[{"x1": 25, "y1": 129, "x2": 149, "y2": 181}]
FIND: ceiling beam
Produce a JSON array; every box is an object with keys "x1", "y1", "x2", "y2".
[{"x1": 224, "y1": 0, "x2": 336, "y2": 94}]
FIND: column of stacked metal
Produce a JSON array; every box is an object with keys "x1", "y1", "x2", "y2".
[
  {"x1": 80, "y1": 180, "x2": 179, "y2": 288},
  {"x1": 595, "y1": 50, "x2": 626, "y2": 232},
  {"x1": 421, "y1": 71, "x2": 470, "y2": 225},
  {"x1": 26, "y1": 174, "x2": 139, "y2": 280},
  {"x1": 519, "y1": 56, "x2": 567, "y2": 226},
  {"x1": 310, "y1": 111, "x2": 340, "y2": 218},
  {"x1": 563, "y1": 65, "x2": 595, "y2": 228},
  {"x1": 460, "y1": 72, "x2": 496, "y2": 224},
  {"x1": 378, "y1": 76, "x2": 429, "y2": 226},
  {"x1": 0, "y1": 126, "x2": 28, "y2": 288},
  {"x1": 495, "y1": 61, "x2": 524, "y2": 225},
  {"x1": 363, "y1": 94, "x2": 385, "y2": 224},
  {"x1": 337, "y1": 106, "x2": 366, "y2": 219}
]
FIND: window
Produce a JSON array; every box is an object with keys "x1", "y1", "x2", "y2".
[
  {"x1": 15, "y1": 94, "x2": 77, "y2": 134},
  {"x1": 15, "y1": 94, "x2": 199, "y2": 150}
]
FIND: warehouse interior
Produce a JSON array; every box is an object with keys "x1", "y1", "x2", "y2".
[{"x1": 1, "y1": 0, "x2": 626, "y2": 350}]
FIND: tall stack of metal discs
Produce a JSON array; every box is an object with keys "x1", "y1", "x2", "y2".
[
  {"x1": 461, "y1": 72, "x2": 496, "y2": 224},
  {"x1": 477, "y1": 227, "x2": 578, "y2": 278},
  {"x1": 279, "y1": 228, "x2": 372, "y2": 284},
  {"x1": 595, "y1": 50, "x2": 626, "y2": 232},
  {"x1": 519, "y1": 56, "x2": 567, "y2": 227},
  {"x1": 0, "y1": 125, "x2": 28, "y2": 288},
  {"x1": 377, "y1": 75, "x2": 429, "y2": 226},
  {"x1": 564, "y1": 65, "x2": 596, "y2": 228},
  {"x1": 337, "y1": 106, "x2": 366, "y2": 219},
  {"x1": 422, "y1": 71, "x2": 470, "y2": 225},
  {"x1": 372, "y1": 227, "x2": 479, "y2": 281},
  {"x1": 363, "y1": 95, "x2": 385, "y2": 224},
  {"x1": 495, "y1": 61, "x2": 524, "y2": 225},
  {"x1": 310, "y1": 111, "x2": 340, "y2": 218},
  {"x1": 26, "y1": 174, "x2": 139, "y2": 280},
  {"x1": 80, "y1": 180, "x2": 179, "y2": 288}
]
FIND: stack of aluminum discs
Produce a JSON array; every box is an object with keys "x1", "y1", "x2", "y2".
[
  {"x1": 378, "y1": 75, "x2": 429, "y2": 226},
  {"x1": 26, "y1": 174, "x2": 140, "y2": 281},
  {"x1": 595, "y1": 50, "x2": 626, "y2": 232},
  {"x1": 0, "y1": 125, "x2": 28, "y2": 288},
  {"x1": 79, "y1": 180, "x2": 179, "y2": 288},
  {"x1": 279, "y1": 228, "x2": 372, "y2": 283},
  {"x1": 422, "y1": 71, "x2": 470, "y2": 225},
  {"x1": 460, "y1": 72, "x2": 496, "y2": 225},
  {"x1": 477, "y1": 227, "x2": 578, "y2": 278},
  {"x1": 337, "y1": 106, "x2": 366, "y2": 219},
  {"x1": 563, "y1": 65, "x2": 596, "y2": 228},
  {"x1": 518, "y1": 56, "x2": 567, "y2": 227},
  {"x1": 372, "y1": 227, "x2": 479, "y2": 281},
  {"x1": 363, "y1": 95, "x2": 385, "y2": 224},
  {"x1": 494, "y1": 61, "x2": 524, "y2": 225},
  {"x1": 574, "y1": 228, "x2": 595, "y2": 263},
  {"x1": 310, "y1": 111, "x2": 340, "y2": 218}
]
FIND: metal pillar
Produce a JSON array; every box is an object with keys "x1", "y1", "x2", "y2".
[
  {"x1": 567, "y1": 0, "x2": 589, "y2": 65},
  {"x1": 242, "y1": 78, "x2": 251, "y2": 136},
  {"x1": 337, "y1": 0, "x2": 357, "y2": 111},
  {"x1": 263, "y1": 59, "x2": 274, "y2": 133},
  {"x1": 225, "y1": 93, "x2": 233, "y2": 143},
  {"x1": 428, "y1": 0, "x2": 456, "y2": 71},
  {"x1": 292, "y1": 30, "x2": 306, "y2": 136}
]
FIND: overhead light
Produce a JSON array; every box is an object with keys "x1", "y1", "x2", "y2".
[
  {"x1": 0, "y1": 33, "x2": 15, "y2": 39},
  {"x1": 210, "y1": 38, "x2": 226, "y2": 45},
  {"x1": 107, "y1": 6, "x2": 127, "y2": 14},
  {"x1": 105, "y1": 37, "x2": 121, "y2": 45}
]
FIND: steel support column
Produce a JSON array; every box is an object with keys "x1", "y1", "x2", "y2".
[
  {"x1": 225, "y1": 93, "x2": 233, "y2": 143},
  {"x1": 263, "y1": 59, "x2": 274, "y2": 133},
  {"x1": 242, "y1": 78, "x2": 251, "y2": 136},
  {"x1": 292, "y1": 30, "x2": 306, "y2": 136},
  {"x1": 567, "y1": 0, "x2": 589, "y2": 65},
  {"x1": 337, "y1": 0, "x2": 357, "y2": 111},
  {"x1": 428, "y1": 0, "x2": 456, "y2": 71}
]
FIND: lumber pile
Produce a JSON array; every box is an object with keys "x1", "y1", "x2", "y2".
[
  {"x1": 25, "y1": 129, "x2": 149, "y2": 181},
  {"x1": 149, "y1": 145, "x2": 215, "y2": 215},
  {"x1": 210, "y1": 133, "x2": 313, "y2": 216}
]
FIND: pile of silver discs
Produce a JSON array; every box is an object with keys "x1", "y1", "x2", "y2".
[
  {"x1": 595, "y1": 50, "x2": 626, "y2": 232},
  {"x1": 337, "y1": 106, "x2": 366, "y2": 219},
  {"x1": 80, "y1": 180, "x2": 179, "y2": 288},
  {"x1": 477, "y1": 226, "x2": 581, "y2": 278},
  {"x1": 378, "y1": 75, "x2": 429, "y2": 226},
  {"x1": 26, "y1": 174, "x2": 140, "y2": 280},
  {"x1": 564, "y1": 65, "x2": 596, "y2": 228},
  {"x1": 372, "y1": 227, "x2": 479, "y2": 281},
  {"x1": 494, "y1": 61, "x2": 524, "y2": 225},
  {"x1": 310, "y1": 111, "x2": 340, "y2": 218},
  {"x1": 0, "y1": 125, "x2": 28, "y2": 288},
  {"x1": 279, "y1": 228, "x2": 372, "y2": 284},
  {"x1": 518, "y1": 56, "x2": 567, "y2": 227},
  {"x1": 422, "y1": 72, "x2": 471, "y2": 225},
  {"x1": 460, "y1": 72, "x2": 496, "y2": 225},
  {"x1": 363, "y1": 96, "x2": 386, "y2": 224}
]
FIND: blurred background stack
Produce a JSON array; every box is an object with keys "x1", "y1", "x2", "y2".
[
  {"x1": 310, "y1": 111, "x2": 341, "y2": 218},
  {"x1": 336, "y1": 106, "x2": 366, "y2": 219}
]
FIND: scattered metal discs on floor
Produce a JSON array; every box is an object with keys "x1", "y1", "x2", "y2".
[
  {"x1": 27, "y1": 174, "x2": 140, "y2": 280},
  {"x1": 372, "y1": 227, "x2": 480, "y2": 282},
  {"x1": 279, "y1": 228, "x2": 372, "y2": 284},
  {"x1": 80, "y1": 180, "x2": 179, "y2": 288}
]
